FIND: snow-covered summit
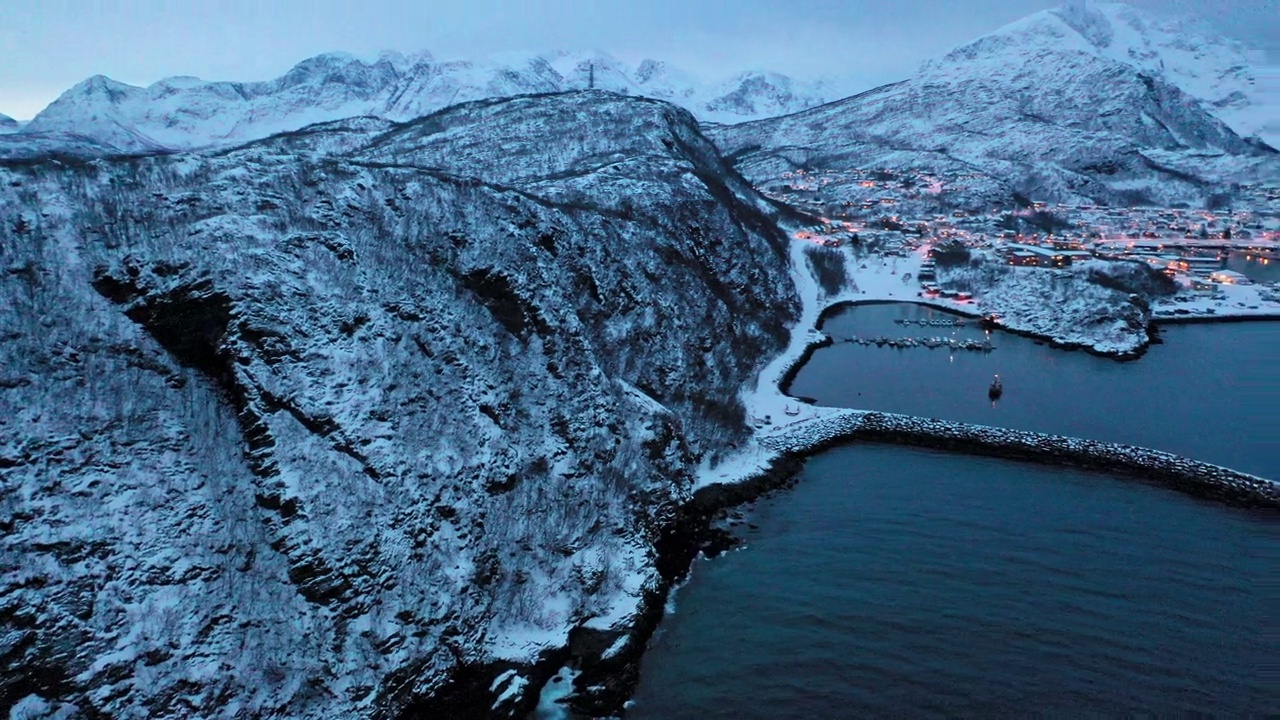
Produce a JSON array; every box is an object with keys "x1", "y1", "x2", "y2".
[
  {"x1": 0, "y1": 113, "x2": 18, "y2": 134},
  {"x1": 704, "y1": 70, "x2": 834, "y2": 119},
  {"x1": 930, "y1": 1, "x2": 1277, "y2": 147},
  {"x1": 20, "y1": 50, "x2": 837, "y2": 153}
]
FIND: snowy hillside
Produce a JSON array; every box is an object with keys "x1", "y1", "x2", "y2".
[
  {"x1": 0, "y1": 113, "x2": 17, "y2": 133},
  {"x1": 18, "y1": 50, "x2": 838, "y2": 153},
  {"x1": 0, "y1": 92, "x2": 800, "y2": 718},
  {"x1": 711, "y1": 2, "x2": 1279, "y2": 210},
  {"x1": 1034, "y1": 1, "x2": 1278, "y2": 148},
  {"x1": 1249, "y1": 66, "x2": 1280, "y2": 149}
]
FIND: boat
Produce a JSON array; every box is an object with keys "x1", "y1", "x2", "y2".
[{"x1": 988, "y1": 374, "x2": 1003, "y2": 399}]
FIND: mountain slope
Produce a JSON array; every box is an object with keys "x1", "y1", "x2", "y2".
[
  {"x1": 0, "y1": 91, "x2": 800, "y2": 718},
  {"x1": 19, "y1": 51, "x2": 838, "y2": 153},
  {"x1": 0, "y1": 114, "x2": 17, "y2": 134},
  {"x1": 711, "y1": 2, "x2": 1278, "y2": 209},
  {"x1": 1041, "y1": 1, "x2": 1277, "y2": 147}
]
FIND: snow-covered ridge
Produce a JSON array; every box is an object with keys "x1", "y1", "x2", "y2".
[
  {"x1": 0, "y1": 91, "x2": 800, "y2": 718},
  {"x1": 18, "y1": 49, "x2": 839, "y2": 153}
]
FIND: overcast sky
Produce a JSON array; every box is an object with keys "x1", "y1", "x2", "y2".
[{"x1": 1, "y1": 0, "x2": 1275, "y2": 119}]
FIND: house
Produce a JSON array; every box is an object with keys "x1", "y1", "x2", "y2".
[
  {"x1": 1000, "y1": 243, "x2": 1071, "y2": 267},
  {"x1": 1006, "y1": 250, "x2": 1041, "y2": 267},
  {"x1": 1190, "y1": 277, "x2": 1221, "y2": 294},
  {"x1": 1209, "y1": 270, "x2": 1251, "y2": 285}
]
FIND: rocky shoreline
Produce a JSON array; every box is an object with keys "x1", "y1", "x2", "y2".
[
  {"x1": 402, "y1": 296, "x2": 1280, "y2": 718},
  {"x1": 549, "y1": 298, "x2": 1280, "y2": 718},
  {"x1": 555, "y1": 409, "x2": 1278, "y2": 717},
  {"x1": 811, "y1": 297, "x2": 1280, "y2": 363}
]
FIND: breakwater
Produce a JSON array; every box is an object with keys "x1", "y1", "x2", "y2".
[
  {"x1": 840, "y1": 335, "x2": 993, "y2": 351},
  {"x1": 756, "y1": 409, "x2": 1278, "y2": 508}
]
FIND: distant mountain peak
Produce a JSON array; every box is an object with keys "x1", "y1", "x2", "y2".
[
  {"x1": 923, "y1": 1, "x2": 1274, "y2": 146},
  {"x1": 19, "y1": 49, "x2": 839, "y2": 153},
  {"x1": 710, "y1": 0, "x2": 1276, "y2": 211}
]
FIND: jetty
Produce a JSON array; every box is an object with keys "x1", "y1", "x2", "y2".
[
  {"x1": 758, "y1": 410, "x2": 1279, "y2": 508},
  {"x1": 844, "y1": 335, "x2": 994, "y2": 352}
]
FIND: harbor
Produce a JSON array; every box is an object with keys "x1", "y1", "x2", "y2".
[{"x1": 839, "y1": 334, "x2": 994, "y2": 351}]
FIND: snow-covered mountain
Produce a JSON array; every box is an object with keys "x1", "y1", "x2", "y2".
[
  {"x1": 967, "y1": 1, "x2": 1278, "y2": 147},
  {"x1": 711, "y1": 1, "x2": 1280, "y2": 210},
  {"x1": 1249, "y1": 65, "x2": 1280, "y2": 148},
  {"x1": 0, "y1": 113, "x2": 18, "y2": 134},
  {"x1": 0, "y1": 91, "x2": 800, "y2": 718},
  {"x1": 17, "y1": 50, "x2": 838, "y2": 153}
]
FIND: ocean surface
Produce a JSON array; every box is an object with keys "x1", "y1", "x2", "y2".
[
  {"x1": 791, "y1": 303, "x2": 1280, "y2": 478},
  {"x1": 628, "y1": 305, "x2": 1277, "y2": 717},
  {"x1": 1227, "y1": 250, "x2": 1280, "y2": 284}
]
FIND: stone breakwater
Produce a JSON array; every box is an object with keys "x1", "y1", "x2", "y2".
[
  {"x1": 577, "y1": 406, "x2": 1278, "y2": 717},
  {"x1": 757, "y1": 410, "x2": 1280, "y2": 509}
]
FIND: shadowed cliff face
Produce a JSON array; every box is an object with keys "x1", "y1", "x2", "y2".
[{"x1": 0, "y1": 91, "x2": 799, "y2": 718}]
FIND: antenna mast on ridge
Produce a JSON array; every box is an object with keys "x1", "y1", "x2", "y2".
[{"x1": 589, "y1": 62, "x2": 595, "y2": 90}]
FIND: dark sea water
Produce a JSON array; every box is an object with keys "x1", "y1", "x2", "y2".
[
  {"x1": 629, "y1": 305, "x2": 1278, "y2": 718},
  {"x1": 630, "y1": 447, "x2": 1275, "y2": 718},
  {"x1": 791, "y1": 303, "x2": 1280, "y2": 478},
  {"x1": 1227, "y1": 250, "x2": 1280, "y2": 284}
]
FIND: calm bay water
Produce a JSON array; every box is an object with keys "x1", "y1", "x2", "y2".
[
  {"x1": 629, "y1": 305, "x2": 1277, "y2": 717},
  {"x1": 631, "y1": 446, "x2": 1275, "y2": 718},
  {"x1": 1228, "y1": 250, "x2": 1280, "y2": 284},
  {"x1": 791, "y1": 303, "x2": 1280, "y2": 478}
]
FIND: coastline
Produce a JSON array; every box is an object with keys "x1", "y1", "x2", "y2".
[{"x1": 547, "y1": 247, "x2": 1280, "y2": 718}]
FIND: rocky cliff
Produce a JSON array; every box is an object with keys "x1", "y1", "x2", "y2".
[{"x1": 0, "y1": 91, "x2": 800, "y2": 718}]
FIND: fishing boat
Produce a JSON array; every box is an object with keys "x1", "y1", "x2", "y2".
[{"x1": 988, "y1": 374, "x2": 1003, "y2": 399}]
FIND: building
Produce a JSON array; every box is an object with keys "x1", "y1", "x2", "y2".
[
  {"x1": 1209, "y1": 270, "x2": 1251, "y2": 285},
  {"x1": 1167, "y1": 255, "x2": 1225, "y2": 274},
  {"x1": 999, "y1": 243, "x2": 1077, "y2": 267},
  {"x1": 1190, "y1": 277, "x2": 1223, "y2": 295}
]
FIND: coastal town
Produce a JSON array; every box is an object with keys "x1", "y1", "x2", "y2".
[{"x1": 765, "y1": 167, "x2": 1280, "y2": 321}]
